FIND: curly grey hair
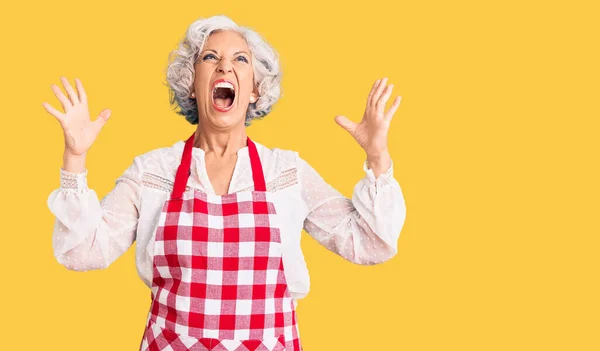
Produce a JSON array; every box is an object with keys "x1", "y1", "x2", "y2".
[{"x1": 164, "y1": 15, "x2": 282, "y2": 126}]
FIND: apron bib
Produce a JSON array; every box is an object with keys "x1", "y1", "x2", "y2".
[{"x1": 139, "y1": 133, "x2": 301, "y2": 351}]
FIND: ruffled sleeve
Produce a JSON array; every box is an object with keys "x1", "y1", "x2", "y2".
[
  {"x1": 47, "y1": 157, "x2": 143, "y2": 271},
  {"x1": 298, "y1": 154, "x2": 406, "y2": 265}
]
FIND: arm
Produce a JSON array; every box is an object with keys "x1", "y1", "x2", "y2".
[
  {"x1": 47, "y1": 157, "x2": 142, "y2": 271},
  {"x1": 42, "y1": 76, "x2": 138, "y2": 271},
  {"x1": 303, "y1": 77, "x2": 406, "y2": 264},
  {"x1": 299, "y1": 155, "x2": 406, "y2": 265}
]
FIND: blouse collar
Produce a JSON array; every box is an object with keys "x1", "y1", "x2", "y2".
[
  {"x1": 172, "y1": 140, "x2": 254, "y2": 157},
  {"x1": 171, "y1": 138, "x2": 263, "y2": 194}
]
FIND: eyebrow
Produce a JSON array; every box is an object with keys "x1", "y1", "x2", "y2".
[{"x1": 200, "y1": 49, "x2": 249, "y2": 56}]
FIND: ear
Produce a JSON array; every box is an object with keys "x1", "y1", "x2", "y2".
[{"x1": 249, "y1": 85, "x2": 259, "y2": 104}]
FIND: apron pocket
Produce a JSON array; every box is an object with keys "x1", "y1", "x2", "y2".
[
  {"x1": 142, "y1": 319, "x2": 200, "y2": 350},
  {"x1": 211, "y1": 334, "x2": 286, "y2": 351},
  {"x1": 144, "y1": 319, "x2": 287, "y2": 351}
]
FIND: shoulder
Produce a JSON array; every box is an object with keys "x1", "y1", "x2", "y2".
[
  {"x1": 251, "y1": 140, "x2": 303, "y2": 192},
  {"x1": 126, "y1": 140, "x2": 185, "y2": 179},
  {"x1": 135, "y1": 141, "x2": 182, "y2": 163},
  {"x1": 253, "y1": 140, "x2": 299, "y2": 171}
]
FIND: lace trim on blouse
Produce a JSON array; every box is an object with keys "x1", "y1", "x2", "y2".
[
  {"x1": 60, "y1": 169, "x2": 88, "y2": 191},
  {"x1": 140, "y1": 167, "x2": 298, "y2": 194}
]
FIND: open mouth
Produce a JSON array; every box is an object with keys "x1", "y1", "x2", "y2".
[{"x1": 212, "y1": 80, "x2": 235, "y2": 112}]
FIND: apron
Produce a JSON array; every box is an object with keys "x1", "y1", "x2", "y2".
[{"x1": 139, "y1": 132, "x2": 302, "y2": 351}]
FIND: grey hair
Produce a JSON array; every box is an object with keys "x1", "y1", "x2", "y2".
[{"x1": 164, "y1": 15, "x2": 282, "y2": 126}]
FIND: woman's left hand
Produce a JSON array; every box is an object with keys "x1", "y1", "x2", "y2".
[{"x1": 334, "y1": 77, "x2": 402, "y2": 177}]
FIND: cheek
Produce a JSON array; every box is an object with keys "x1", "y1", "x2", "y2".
[
  {"x1": 240, "y1": 73, "x2": 256, "y2": 99},
  {"x1": 194, "y1": 67, "x2": 212, "y2": 88}
]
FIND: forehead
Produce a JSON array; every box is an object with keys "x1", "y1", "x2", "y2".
[{"x1": 204, "y1": 30, "x2": 249, "y2": 52}]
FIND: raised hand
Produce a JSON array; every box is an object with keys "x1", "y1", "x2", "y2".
[
  {"x1": 43, "y1": 77, "x2": 111, "y2": 157},
  {"x1": 334, "y1": 77, "x2": 402, "y2": 176}
]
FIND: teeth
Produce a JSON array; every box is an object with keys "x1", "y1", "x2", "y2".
[{"x1": 213, "y1": 81, "x2": 234, "y2": 92}]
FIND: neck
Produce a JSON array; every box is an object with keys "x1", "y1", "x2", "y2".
[{"x1": 194, "y1": 124, "x2": 248, "y2": 157}]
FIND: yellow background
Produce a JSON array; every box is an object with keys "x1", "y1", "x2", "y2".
[{"x1": 1, "y1": 0, "x2": 598, "y2": 350}]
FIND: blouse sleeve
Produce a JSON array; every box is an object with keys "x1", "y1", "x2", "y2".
[
  {"x1": 46, "y1": 157, "x2": 143, "y2": 271},
  {"x1": 297, "y1": 154, "x2": 406, "y2": 265}
]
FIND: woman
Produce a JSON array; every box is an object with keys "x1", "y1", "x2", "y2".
[{"x1": 44, "y1": 15, "x2": 405, "y2": 351}]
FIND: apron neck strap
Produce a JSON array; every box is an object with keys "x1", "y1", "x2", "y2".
[
  {"x1": 171, "y1": 132, "x2": 195, "y2": 200},
  {"x1": 247, "y1": 135, "x2": 266, "y2": 192},
  {"x1": 171, "y1": 132, "x2": 266, "y2": 199}
]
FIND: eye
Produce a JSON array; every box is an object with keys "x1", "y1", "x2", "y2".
[
  {"x1": 202, "y1": 53, "x2": 217, "y2": 61},
  {"x1": 236, "y1": 55, "x2": 249, "y2": 63}
]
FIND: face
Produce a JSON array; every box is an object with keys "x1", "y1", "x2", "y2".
[{"x1": 192, "y1": 30, "x2": 258, "y2": 130}]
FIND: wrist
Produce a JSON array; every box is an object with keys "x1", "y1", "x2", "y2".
[
  {"x1": 63, "y1": 151, "x2": 87, "y2": 174},
  {"x1": 366, "y1": 149, "x2": 390, "y2": 166},
  {"x1": 63, "y1": 148, "x2": 86, "y2": 158},
  {"x1": 366, "y1": 149, "x2": 391, "y2": 178}
]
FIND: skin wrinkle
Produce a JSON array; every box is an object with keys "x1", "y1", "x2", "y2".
[
  {"x1": 166, "y1": 17, "x2": 281, "y2": 126},
  {"x1": 51, "y1": 141, "x2": 404, "y2": 283},
  {"x1": 189, "y1": 30, "x2": 261, "y2": 195},
  {"x1": 47, "y1": 16, "x2": 405, "y2": 300}
]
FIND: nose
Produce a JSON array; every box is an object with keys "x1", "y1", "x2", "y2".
[{"x1": 217, "y1": 59, "x2": 232, "y2": 74}]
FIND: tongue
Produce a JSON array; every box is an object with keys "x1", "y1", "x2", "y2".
[{"x1": 214, "y1": 97, "x2": 233, "y2": 109}]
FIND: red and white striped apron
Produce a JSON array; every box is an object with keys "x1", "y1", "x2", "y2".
[{"x1": 140, "y1": 133, "x2": 302, "y2": 351}]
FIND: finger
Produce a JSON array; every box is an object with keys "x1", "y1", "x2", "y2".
[
  {"x1": 334, "y1": 115, "x2": 357, "y2": 134},
  {"x1": 61, "y1": 76, "x2": 80, "y2": 104},
  {"x1": 367, "y1": 79, "x2": 381, "y2": 106},
  {"x1": 376, "y1": 84, "x2": 394, "y2": 115},
  {"x1": 97, "y1": 108, "x2": 112, "y2": 122},
  {"x1": 75, "y1": 78, "x2": 88, "y2": 105},
  {"x1": 42, "y1": 102, "x2": 66, "y2": 125},
  {"x1": 51, "y1": 84, "x2": 73, "y2": 112},
  {"x1": 384, "y1": 96, "x2": 402, "y2": 121},
  {"x1": 370, "y1": 77, "x2": 388, "y2": 108},
  {"x1": 91, "y1": 109, "x2": 111, "y2": 133}
]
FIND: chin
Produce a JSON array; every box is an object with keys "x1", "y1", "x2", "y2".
[{"x1": 207, "y1": 112, "x2": 245, "y2": 129}]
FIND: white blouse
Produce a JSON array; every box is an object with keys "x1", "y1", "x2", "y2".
[{"x1": 47, "y1": 139, "x2": 406, "y2": 302}]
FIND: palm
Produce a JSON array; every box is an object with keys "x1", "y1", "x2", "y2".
[
  {"x1": 350, "y1": 113, "x2": 391, "y2": 156},
  {"x1": 42, "y1": 77, "x2": 111, "y2": 156},
  {"x1": 60, "y1": 103, "x2": 95, "y2": 155},
  {"x1": 335, "y1": 77, "x2": 401, "y2": 156}
]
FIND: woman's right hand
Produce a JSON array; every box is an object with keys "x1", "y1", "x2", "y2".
[{"x1": 43, "y1": 76, "x2": 111, "y2": 157}]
